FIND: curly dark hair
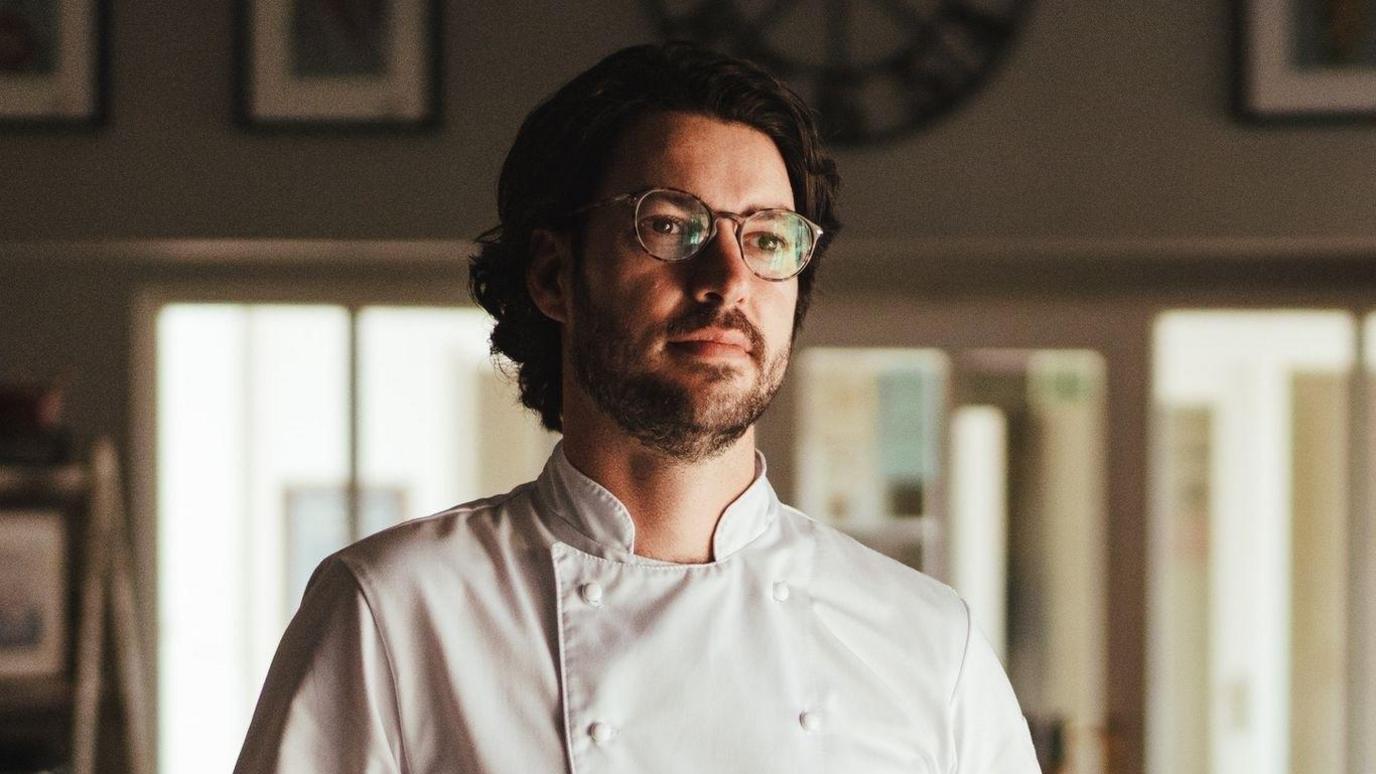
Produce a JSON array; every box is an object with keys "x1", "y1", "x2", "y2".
[{"x1": 469, "y1": 41, "x2": 842, "y2": 432}]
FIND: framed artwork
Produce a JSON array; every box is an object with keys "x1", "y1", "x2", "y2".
[
  {"x1": 237, "y1": 0, "x2": 441, "y2": 129},
  {"x1": 0, "y1": 0, "x2": 106, "y2": 127},
  {"x1": 1237, "y1": 0, "x2": 1376, "y2": 118},
  {"x1": 0, "y1": 510, "x2": 67, "y2": 678}
]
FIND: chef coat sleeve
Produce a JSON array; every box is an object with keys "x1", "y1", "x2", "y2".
[
  {"x1": 234, "y1": 556, "x2": 405, "y2": 774},
  {"x1": 949, "y1": 600, "x2": 1042, "y2": 773}
]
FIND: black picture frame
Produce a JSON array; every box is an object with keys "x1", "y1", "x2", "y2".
[
  {"x1": 236, "y1": 0, "x2": 442, "y2": 131},
  {"x1": 0, "y1": 0, "x2": 109, "y2": 130},
  {"x1": 1235, "y1": 0, "x2": 1376, "y2": 121}
]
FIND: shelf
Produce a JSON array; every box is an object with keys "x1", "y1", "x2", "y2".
[
  {"x1": 0, "y1": 465, "x2": 88, "y2": 499},
  {"x1": 0, "y1": 676, "x2": 74, "y2": 715},
  {"x1": 0, "y1": 440, "x2": 150, "y2": 773}
]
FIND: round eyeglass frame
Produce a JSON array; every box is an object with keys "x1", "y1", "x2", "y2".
[{"x1": 569, "y1": 187, "x2": 824, "y2": 281}]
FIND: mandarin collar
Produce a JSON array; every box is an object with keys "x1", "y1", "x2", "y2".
[{"x1": 533, "y1": 441, "x2": 779, "y2": 564}]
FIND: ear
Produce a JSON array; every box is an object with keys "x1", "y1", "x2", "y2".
[{"x1": 526, "y1": 228, "x2": 573, "y2": 324}]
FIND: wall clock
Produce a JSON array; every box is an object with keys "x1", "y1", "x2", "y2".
[{"x1": 642, "y1": 0, "x2": 1034, "y2": 147}]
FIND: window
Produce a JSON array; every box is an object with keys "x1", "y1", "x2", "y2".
[
  {"x1": 154, "y1": 303, "x2": 553, "y2": 774},
  {"x1": 796, "y1": 345, "x2": 1109, "y2": 773},
  {"x1": 1148, "y1": 310, "x2": 1357, "y2": 774}
]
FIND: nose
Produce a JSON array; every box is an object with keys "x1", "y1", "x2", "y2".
[{"x1": 689, "y1": 216, "x2": 753, "y2": 307}]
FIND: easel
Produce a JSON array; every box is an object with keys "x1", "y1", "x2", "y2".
[{"x1": 69, "y1": 438, "x2": 152, "y2": 774}]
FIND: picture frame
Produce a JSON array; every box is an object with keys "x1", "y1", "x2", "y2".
[
  {"x1": 236, "y1": 0, "x2": 442, "y2": 130},
  {"x1": 0, "y1": 509, "x2": 68, "y2": 679},
  {"x1": 0, "y1": 0, "x2": 108, "y2": 128},
  {"x1": 1236, "y1": 0, "x2": 1376, "y2": 119}
]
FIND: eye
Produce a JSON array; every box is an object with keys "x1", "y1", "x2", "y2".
[
  {"x1": 747, "y1": 232, "x2": 789, "y2": 252},
  {"x1": 641, "y1": 216, "x2": 685, "y2": 236}
]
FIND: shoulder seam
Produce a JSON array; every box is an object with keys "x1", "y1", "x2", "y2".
[
  {"x1": 399, "y1": 485, "x2": 530, "y2": 529},
  {"x1": 949, "y1": 596, "x2": 975, "y2": 708},
  {"x1": 338, "y1": 485, "x2": 532, "y2": 558}
]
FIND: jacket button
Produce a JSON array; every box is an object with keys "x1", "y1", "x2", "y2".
[
  {"x1": 589, "y1": 721, "x2": 616, "y2": 744},
  {"x1": 580, "y1": 581, "x2": 604, "y2": 607},
  {"x1": 799, "y1": 711, "x2": 822, "y2": 733},
  {"x1": 772, "y1": 581, "x2": 790, "y2": 602}
]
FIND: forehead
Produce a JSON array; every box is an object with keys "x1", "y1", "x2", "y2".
[{"x1": 595, "y1": 111, "x2": 796, "y2": 212}]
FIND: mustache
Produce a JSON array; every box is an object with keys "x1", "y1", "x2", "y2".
[{"x1": 664, "y1": 305, "x2": 765, "y2": 356}]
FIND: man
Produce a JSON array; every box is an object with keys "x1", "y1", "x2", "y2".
[{"x1": 236, "y1": 42, "x2": 1040, "y2": 773}]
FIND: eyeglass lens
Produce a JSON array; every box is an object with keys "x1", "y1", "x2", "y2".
[{"x1": 634, "y1": 190, "x2": 815, "y2": 279}]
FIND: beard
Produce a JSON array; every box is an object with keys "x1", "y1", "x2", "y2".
[{"x1": 569, "y1": 274, "x2": 790, "y2": 463}]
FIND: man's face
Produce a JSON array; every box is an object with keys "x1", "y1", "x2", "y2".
[{"x1": 566, "y1": 111, "x2": 799, "y2": 462}]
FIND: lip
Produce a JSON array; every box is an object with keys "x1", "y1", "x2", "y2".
[{"x1": 667, "y1": 327, "x2": 754, "y2": 354}]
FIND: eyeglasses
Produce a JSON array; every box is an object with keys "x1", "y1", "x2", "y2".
[{"x1": 570, "y1": 187, "x2": 823, "y2": 281}]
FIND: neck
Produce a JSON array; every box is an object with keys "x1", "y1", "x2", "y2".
[{"x1": 560, "y1": 412, "x2": 759, "y2": 564}]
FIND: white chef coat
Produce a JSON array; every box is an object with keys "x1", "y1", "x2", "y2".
[{"x1": 235, "y1": 444, "x2": 1040, "y2": 774}]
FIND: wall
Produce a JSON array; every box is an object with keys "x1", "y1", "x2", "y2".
[
  {"x1": 6, "y1": 0, "x2": 1376, "y2": 243},
  {"x1": 9, "y1": 0, "x2": 1376, "y2": 435}
]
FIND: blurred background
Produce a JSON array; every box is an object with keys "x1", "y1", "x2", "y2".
[{"x1": 2, "y1": 0, "x2": 1375, "y2": 773}]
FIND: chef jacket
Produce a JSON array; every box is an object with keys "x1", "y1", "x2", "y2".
[{"x1": 235, "y1": 444, "x2": 1040, "y2": 773}]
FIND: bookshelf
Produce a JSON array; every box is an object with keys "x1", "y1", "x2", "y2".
[
  {"x1": 0, "y1": 466, "x2": 87, "y2": 498},
  {"x1": 0, "y1": 676, "x2": 74, "y2": 714},
  {"x1": 0, "y1": 440, "x2": 151, "y2": 774}
]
